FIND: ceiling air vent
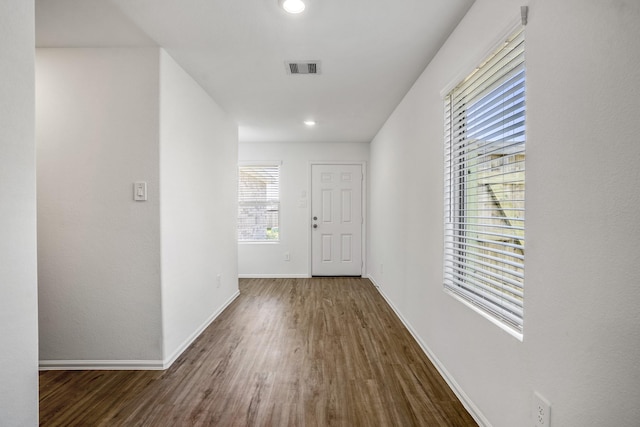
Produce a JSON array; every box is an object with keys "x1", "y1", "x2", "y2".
[{"x1": 286, "y1": 61, "x2": 321, "y2": 75}]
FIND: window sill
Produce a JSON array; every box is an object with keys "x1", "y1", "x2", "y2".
[{"x1": 443, "y1": 288, "x2": 524, "y2": 342}]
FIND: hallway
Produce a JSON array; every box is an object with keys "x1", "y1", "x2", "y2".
[{"x1": 39, "y1": 278, "x2": 476, "y2": 426}]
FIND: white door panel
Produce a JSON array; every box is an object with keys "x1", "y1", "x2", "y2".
[{"x1": 312, "y1": 164, "x2": 362, "y2": 276}]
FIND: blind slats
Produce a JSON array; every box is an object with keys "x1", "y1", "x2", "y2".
[
  {"x1": 444, "y1": 253, "x2": 525, "y2": 285},
  {"x1": 451, "y1": 135, "x2": 525, "y2": 158},
  {"x1": 451, "y1": 34, "x2": 525, "y2": 104},
  {"x1": 444, "y1": 240, "x2": 525, "y2": 268},
  {"x1": 446, "y1": 228, "x2": 524, "y2": 243},
  {"x1": 445, "y1": 270, "x2": 524, "y2": 306},
  {"x1": 444, "y1": 27, "x2": 526, "y2": 333},
  {"x1": 443, "y1": 280, "x2": 524, "y2": 327},
  {"x1": 448, "y1": 221, "x2": 525, "y2": 232}
]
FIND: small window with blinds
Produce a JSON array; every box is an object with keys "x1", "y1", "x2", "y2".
[
  {"x1": 238, "y1": 164, "x2": 280, "y2": 242},
  {"x1": 444, "y1": 27, "x2": 526, "y2": 334}
]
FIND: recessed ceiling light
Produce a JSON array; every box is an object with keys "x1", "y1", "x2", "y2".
[
  {"x1": 282, "y1": 0, "x2": 305, "y2": 14},
  {"x1": 304, "y1": 120, "x2": 316, "y2": 126}
]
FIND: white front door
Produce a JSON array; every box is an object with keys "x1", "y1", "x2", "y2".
[{"x1": 311, "y1": 164, "x2": 363, "y2": 276}]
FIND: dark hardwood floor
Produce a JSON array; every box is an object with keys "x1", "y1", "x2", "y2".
[{"x1": 39, "y1": 277, "x2": 477, "y2": 426}]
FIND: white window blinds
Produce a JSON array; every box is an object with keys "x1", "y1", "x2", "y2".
[
  {"x1": 444, "y1": 27, "x2": 526, "y2": 332},
  {"x1": 238, "y1": 165, "x2": 280, "y2": 241}
]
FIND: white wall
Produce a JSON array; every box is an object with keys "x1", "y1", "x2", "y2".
[
  {"x1": 36, "y1": 47, "x2": 240, "y2": 369},
  {"x1": 238, "y1": 141, "x2": 369, "y2": 277},
  {"x1": 159, "y1": 51, "x2": 239, "y2": 364},
  {"x1": 0, "y1": 1, "x2": 39, "y2": 424},
  {"x1": 37, "y1": 48, "x2": 164, "y2": 364},
  {"x1": 368, "y1": 0, "x2": 640, "y2": 426}
]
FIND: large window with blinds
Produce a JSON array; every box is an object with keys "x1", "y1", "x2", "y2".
[
  {"x1": 238, "y1": 164, "x2": 280, "y2": 242},
  {"x1": 444, "y1": 27, "x2": 526, "y2": 334}
]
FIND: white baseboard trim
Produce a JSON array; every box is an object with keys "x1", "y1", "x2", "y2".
[
  {"x1": 39, "y1": 359, "x2": 164, "y2": 371},
  {"x1": 238, "y1": 273, "x2": 309, "y2": 279},
  {"x1": 162, "y1": 290, "x2": 240, "y2": 369},
  {"x1": 368, "y1": 273, "x2": 382, "y2": 288},
  {"x1": 367, "y1": 274, "x2": 491, "y2": 427},
  {"x1": 39, "y1": 290, "x2": 241, "y2": 372}
]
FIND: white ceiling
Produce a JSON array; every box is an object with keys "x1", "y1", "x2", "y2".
[{"x1": 35, "y1": 0, "x2": 474, "y2": 143}]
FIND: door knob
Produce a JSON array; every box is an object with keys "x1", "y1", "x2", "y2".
[
  {"x1": 313, "y1": 224, "x2": 318, "y2": 228},
  {"x1": 313, "y1": 216, "x2": 317, "y2": 220}
]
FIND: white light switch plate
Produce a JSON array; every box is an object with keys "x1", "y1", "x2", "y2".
[{"x1": 134, "y1": 182, "x2": 147, "y2": 201}]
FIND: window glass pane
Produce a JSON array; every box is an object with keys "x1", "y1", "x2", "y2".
[
  {"x1": 444, "y1": 27, "x2": 525, "y2": 333},
  {"x1": 238, "y1": 165, "x2": 280, "y2": 241}
]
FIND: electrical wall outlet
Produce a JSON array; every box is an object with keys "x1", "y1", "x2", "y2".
[{"x1": 533, "y1": 392, "x2": 551, "y2": 427}]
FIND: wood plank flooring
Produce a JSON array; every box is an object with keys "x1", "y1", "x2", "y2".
[{"x1": 39, "y1": 277, "x2": 477, "y2": 426}]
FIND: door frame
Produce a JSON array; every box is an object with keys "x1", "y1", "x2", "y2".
[{"x1": 308, "y1": 161, "x2": 367, "y2": 277}]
